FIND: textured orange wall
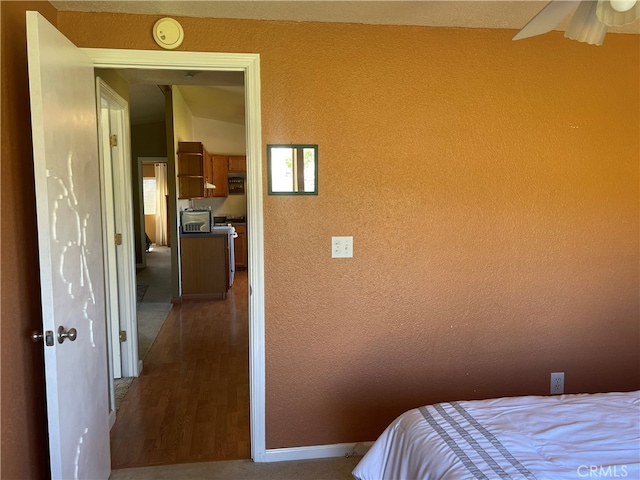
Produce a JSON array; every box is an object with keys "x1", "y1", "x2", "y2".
[
  {"x1": 55, "y1": 12, "x2": 640, "y2": 450},
  {"x1": 1, "y1": 2, "x2": 56, "y2": 477}
]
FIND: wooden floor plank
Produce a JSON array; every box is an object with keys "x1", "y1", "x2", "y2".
[{"x1": 111, "y1": 271, "x2": 250, "y2": 469}]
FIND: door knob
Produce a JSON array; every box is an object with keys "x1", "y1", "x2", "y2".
[
  {"x1": 57, "y1": 326, "x2": 77, "y2": 343},
  {"x1": 32, "y1": 330, "x2": 54, "y2": 346}
]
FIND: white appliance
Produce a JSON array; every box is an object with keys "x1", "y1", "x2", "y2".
[
  {"x1": 180, "y1": 209, "x2": 212, "y2": 233},
  {"x1": 212, "y1": 225, "x2": 238, "y2": 288}
]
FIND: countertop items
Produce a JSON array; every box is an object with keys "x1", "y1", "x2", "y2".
[
  {"x1": 180, "y1": 226, "x2": 235, "y2": 237},
  {"x1": 213, "y1": 215, "x2": 246, "y2": 226}
]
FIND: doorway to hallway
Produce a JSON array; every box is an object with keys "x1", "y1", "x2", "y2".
[
  {"x1": 84, "y1": 47, "x2": 266, "y2": 465},
  {"x1": 110, "y1": 270, "x2": 250, "y2": 467}
]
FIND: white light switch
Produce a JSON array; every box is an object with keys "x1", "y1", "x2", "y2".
[{"x1": 332, "y1": 236, "x2": 353, "y2": 258}]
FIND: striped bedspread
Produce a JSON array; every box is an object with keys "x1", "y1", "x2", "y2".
[{"x1": 353, "y1": 391, "x2": 640, "y2": 480}]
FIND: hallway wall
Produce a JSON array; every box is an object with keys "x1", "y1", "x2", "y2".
[{"x1": 131, "y1": 121, "x2": 167, "y2": 263}]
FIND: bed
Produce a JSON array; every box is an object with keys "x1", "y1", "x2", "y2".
[{"x1": 352, "y1": 390, "x2": 639, "y2": 480}]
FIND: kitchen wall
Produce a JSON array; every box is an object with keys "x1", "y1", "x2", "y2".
[
  {"x1": 1, "y1": 6, "x2": 637, "y2": 474},
  {"x1": 171, "y1": 88, "x2": 248, "y2": 217},
  {"x1": 172, "y1": 85, "x2": 195, "y2": 214},
  {"x1": 193, "y1": 116, "x2": 246, "y2": 154},
  {"x1": 192, "y1": 115, "x2": 247, "y2": 217}
]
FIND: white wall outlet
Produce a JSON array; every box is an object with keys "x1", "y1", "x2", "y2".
[
  {"x1": 550, "y1": 372, "x2": 564, "y2": 395},
  {"x1": 332, "y1": 236, "x2": 353, "y2": 258}
]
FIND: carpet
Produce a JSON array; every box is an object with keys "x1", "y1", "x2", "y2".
[
  {"x1": 137, "y1": 302, "x2": 173, "y2": 359},
  {"x1": 110, "y1": 456, "x2": 362, "y2": 479},
  {"x1": 114, "y1": 378, "x2": 134, "y2": 411},
  {"x1": 136, "y1": 284, "x2": 149, "y2": 309}
]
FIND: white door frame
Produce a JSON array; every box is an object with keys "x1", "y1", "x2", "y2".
[
  {"x1": 83, "y1": 48, "x2": 267, "y2": 461},
  {"x1": 96, "y1": 78, "x2": 140, "y2": 408},
  {"x1": 96, "y1": 80, "x2": 124, "y2": 388}
]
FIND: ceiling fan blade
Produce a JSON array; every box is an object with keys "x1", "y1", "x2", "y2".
[
  {"x1": 513, "y1": 1, "x2": 579, "y2": 40},
  {"x1": 565, "y1": 0, "x2": 607, "y2": 45}
]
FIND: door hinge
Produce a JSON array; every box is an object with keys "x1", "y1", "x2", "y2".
[
  {"x1": 115, "y1": 233, "x2": 122, "y2": 246},
  {"x1": 119, "y1": 330, "x2": 127, "y2": 342},
  {"x1": 110, "y1": 134, "x2": 118, "y2": 147}
]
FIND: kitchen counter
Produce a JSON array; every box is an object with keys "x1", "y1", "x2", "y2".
[
  {"x1": 180, "y1": 230, "x2": 233, "y2": 299},
  {"x1": 180, "y1": 231, "x2": 229, "y2": 238},
  {"x1": 180, "y1": 225, "x2": 236, "y2": 237}
]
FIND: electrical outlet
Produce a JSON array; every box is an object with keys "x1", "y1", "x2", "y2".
[
  {"x1": 332, "y1": 236, "x2": 353, "y2": 258},
  {"x1": 550, "y1": 372, "x2": 564, "y2": 395}
]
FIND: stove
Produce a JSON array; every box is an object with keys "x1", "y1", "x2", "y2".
[{"x1": 211, "y1": 225, "x2": 238, "y2": 288}]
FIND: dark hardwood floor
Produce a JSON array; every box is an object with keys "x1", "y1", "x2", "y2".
[{"x1": 110, "y1": 271, "x2": 250, "y2": 468}]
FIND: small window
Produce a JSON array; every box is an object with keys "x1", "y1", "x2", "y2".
[
  {"x1": 143, "y1": 178, "x2": 156, "y2": 215},
  {"x1": 267, "y1": 144, "x2": 318, "y2": 195}
]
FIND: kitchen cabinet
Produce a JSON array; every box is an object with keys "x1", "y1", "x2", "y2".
[
  {"x1": 211, "y1": 154, "x2": 229, "y2": 197},
  {"x1": 203, "y1": 151, "x2": 214, "y2": 198},
  {"x1": 180, "y1": 234, "x2": 229, "y2": 298},
  {"x1": 177, "y1": 142, "x2": 216, "y2": 199},
  {"x1": 234, "y1": 224, "x2": 247, "y2": 269},
  {"x1": 228, "y1": 155, "x2": 246, "y2": 173}
]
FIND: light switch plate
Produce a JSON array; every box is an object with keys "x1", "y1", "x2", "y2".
[{"x1": 332, "y1": 236, "x2": 353, "y2": 258}]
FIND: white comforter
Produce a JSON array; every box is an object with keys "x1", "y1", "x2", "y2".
[{"x1": 353, "y1": 391, "x2": 640, "y2": 480}]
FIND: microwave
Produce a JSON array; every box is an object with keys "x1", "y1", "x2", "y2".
[{"x1": 180, "y1": 210, "x2": 212, "y2": 233}]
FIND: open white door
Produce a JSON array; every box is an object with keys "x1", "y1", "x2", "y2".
[{"x1": 27, "y1": 11, "x2": 110, "y2": 480}]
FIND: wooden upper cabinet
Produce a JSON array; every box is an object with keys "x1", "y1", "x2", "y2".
[
  {"x1": 228, "y1": 155, "x2": 247, "y2": 173},
  {"x1": 177, "y1": 142, "x2": 229, "y2": 199},
  {"x1": 212, "y1": 155, "x2": 229, "y2": 197},
  {"x1": 177, "y1": 142, "x2": 206, "y2": 199},
  {"x1": 203, "y1": 151, "x2": 216, "y2": 198}
]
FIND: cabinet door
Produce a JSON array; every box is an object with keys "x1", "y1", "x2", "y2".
[
  {"x1": 228, "y1": 155, "x2": 246, "y2": 173},
  {"x1": 212, "y1": 154, "x2": 229, "y2": 197},
  {"x1": 180, "y1": 236, "x2": 227, "y2": 295}
]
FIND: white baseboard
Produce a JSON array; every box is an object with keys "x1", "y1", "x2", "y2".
[{"x1": 258, "y1": 441, "x2": 374, "y2": 463}]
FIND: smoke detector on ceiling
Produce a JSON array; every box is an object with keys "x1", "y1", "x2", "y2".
[{"x1": 152, "y1": 17, "x2": 184, "y2": 50}]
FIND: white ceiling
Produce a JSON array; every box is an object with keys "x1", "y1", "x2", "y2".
[
  {"x1": 65, "y1": 1, "x2": 637, "y2": 126},
  {"x1": 48, "y1": 1, "x2": 640, "y2": 33},
  {"x1": 119, "y1": 69, "x2": 245, "y2": 125}
]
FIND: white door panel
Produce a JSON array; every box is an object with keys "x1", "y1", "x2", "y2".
[{"x1": 27, "y1": 11, "x2": 110, "y2": 480}]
